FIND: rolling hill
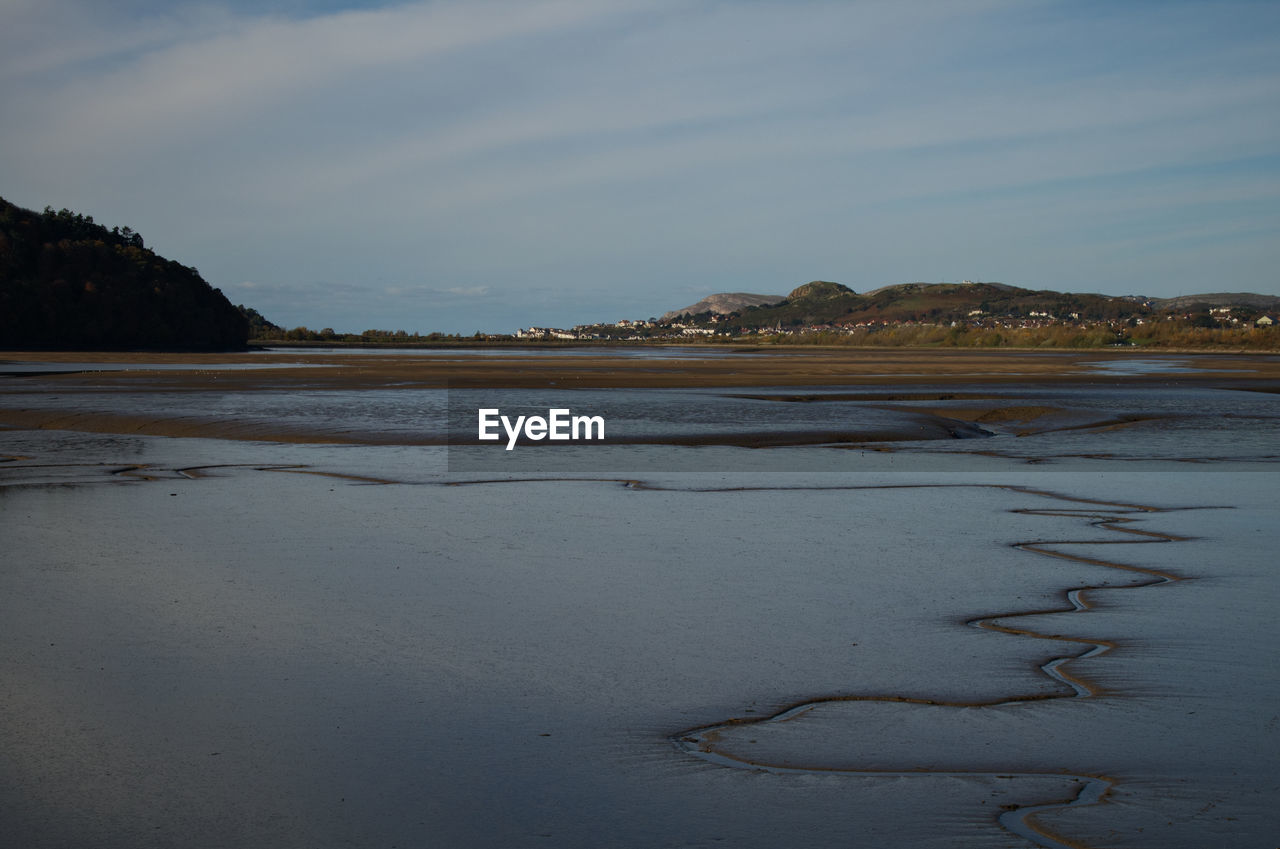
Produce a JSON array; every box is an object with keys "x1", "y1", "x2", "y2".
[
  {"x1": 660, "y1": 291, "x2": 785, "y2": 322},
  {"x1": 662, "y1": 280, "x2": 1279, "y2": 331}
]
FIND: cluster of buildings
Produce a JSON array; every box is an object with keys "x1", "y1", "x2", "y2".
[
  {"x1": 1210, "y1": 307, "x2": 1275, "y2": 326},
  {"x1": 515, "y1": 319, "x2": 714, "y2": 341},
  {"x1": 512, "y1": 308, "x2": 1277, "y2": 342}
]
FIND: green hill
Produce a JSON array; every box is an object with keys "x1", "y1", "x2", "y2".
[
  {"x1": 712, "y1": 280, "x2": 1176, "y2": 331},
  {"x1": 786, "y1": 280, "x2": 856, "y2": 300},
  {"x1": 0, "y1": 196, "x2": 248, "y2": 350}
]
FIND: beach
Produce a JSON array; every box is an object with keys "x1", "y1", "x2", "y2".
[{"x1": 1, "y1": 348, "x2": 1277, "y2": 848}]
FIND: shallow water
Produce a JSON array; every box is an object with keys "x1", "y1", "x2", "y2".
[
  {"x1": 5, "y1": 378, "x2": 1278, "y2": 464},
  {"x1": 1, "y1": 354, "x2": 1278, "y2": 848},
  {"x1": 1082, "y1": 357, "x2": 1248, "y2": 375}
]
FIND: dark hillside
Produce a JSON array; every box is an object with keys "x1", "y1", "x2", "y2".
[{"x1": 0, "y1": 196, "x2": 247, "y2": 350}]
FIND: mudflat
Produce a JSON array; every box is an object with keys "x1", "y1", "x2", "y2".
[
  {"x1": 2, "y1": 348, "x2": 1278, "y2": 446},
  {"x1": 4, "y1": 347, "x2": 1280, "y2": 391},
  {"x1": 2, "y1": 347, "x2": 1278, "y2": 848}
]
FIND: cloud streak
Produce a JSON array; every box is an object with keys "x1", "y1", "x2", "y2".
[{"x1": 5, "y1": 0, "x2": 658, "y2": 154}]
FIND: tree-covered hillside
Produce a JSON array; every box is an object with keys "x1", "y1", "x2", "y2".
[{"x1": 0, "y1": 196, "x2": 247, "y2": 349}]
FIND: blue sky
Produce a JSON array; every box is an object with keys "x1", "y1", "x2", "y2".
[{"x1": 2, "y1": 0, "x2": 1278, "y2": 333}]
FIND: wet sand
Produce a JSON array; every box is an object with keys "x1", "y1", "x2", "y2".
[
  {"x1": 3, "y1": 347, "x2": 1280, "y2": 391},
  {"x1": 2, "y1": 455, "x2": 1275, "y2": 848},
  {"x1": 1, "y1": 349, "x2": 1278, "y2": 847},
  {"x1": 665, "y1": 482, "x2": 1190, "y2": 849}
]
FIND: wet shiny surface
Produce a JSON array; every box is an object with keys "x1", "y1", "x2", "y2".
[{"x1": 1, "y1": 351, "x2": 1277, "y2": 848}]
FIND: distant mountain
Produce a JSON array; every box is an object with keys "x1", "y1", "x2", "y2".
[
  {"x1": 660, "y1": 291, "x2": 784, "y2": 322},
  {"x1": 0, "y1": 196, "x2": 248, "y2": 350},
  {"x1": 662, "y1": 280, "x2": 1280, "y2": 331},
  {"x1": 862, "y1": 280, "x2": 1019, "y2": 297},
  {"x1": 785, "y1": 280, "x2": 855, "y2": 299}
]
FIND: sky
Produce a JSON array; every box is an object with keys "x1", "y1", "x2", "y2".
[{"x1": 2, "y1": 0, "x2": 1278, "y2": 334}]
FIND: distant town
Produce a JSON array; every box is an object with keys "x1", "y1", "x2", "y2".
[
  {"x1": 517, "y1": 307, "x2": 1276, "y2": 343},
  {"x1": 506, "y1": 280, "x2": 1278, "y2": 346},
  {"x1": 248, "y1": 279, "x2": 1280, "y2": 350}
]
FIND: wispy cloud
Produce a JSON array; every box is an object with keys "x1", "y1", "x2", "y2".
[{"x1": 4, "y1": 0, "x2": 659, "y2": 154}]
